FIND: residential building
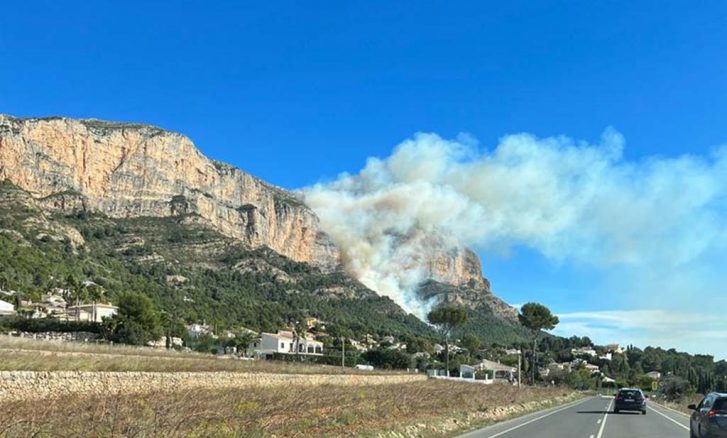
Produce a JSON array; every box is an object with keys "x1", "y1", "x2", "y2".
[
  {"x1": 571, "y1": 347, "x2": 598, "y2": 357},
  {"x1": 304, "y1": 316, "x2": 326, "y2": 331},
  {"x1": 0, "y1": 299, "x2": 15, "y2": 317},
  {"x1": 248, "y1": 330, "x2": 323, "y2": 358},
  {"x1": 186, "y1": 323, "x2": 213, "y2": 338},
  {"x1": 473, "y1": 359, "x2": 517, "y2": 381},
  {"x1": 584, "y1": 364, "x2": 600, "y2": 374},
  {"x1": 381, "y1": 335, "x2": 395, "y2": 344},
  {"x1": 646, "y1": 371, "x2": 662, "y2": 380},
  {"x1": 66, "y1": 303, "x2": 118, "y2": 323},
  {"x1": 460, "y1": 364, "x2": 476, "y2": 379},
  {"x1": 350, "y1": 339, "x2": 369, "y2": 352},
  {"x1": 606, "y1": 344, "x2": 625, "y2": 354}
]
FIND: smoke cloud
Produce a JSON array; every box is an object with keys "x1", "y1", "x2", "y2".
[{"x1": 301, "y1": 130, "x2": 727, "y2": 318}]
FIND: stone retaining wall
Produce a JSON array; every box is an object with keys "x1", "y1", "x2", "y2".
[{"x1": 0, "y1": 370, "x2": 427, "y2": 402}]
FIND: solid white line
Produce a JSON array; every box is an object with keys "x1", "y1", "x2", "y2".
[
  {"x1": 595, "y1": 399, "x2": 613, "y2": 438},
  {"x1": 649, "y1": 404, "x2": 690, "y2": 431},
  {"x1": 478, "y1": 397, "x2": 592, "y2": 438},
  {"x1": 650, "y1": 401, "x2": 691, "y2": 418}
]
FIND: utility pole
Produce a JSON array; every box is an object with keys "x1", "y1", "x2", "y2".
[
  {"x1": 341, "y1": 336, "x2": 345, "y2": 368},
  {"x1": 518, "y1": 350, "x2": 522, "y2": 388}
]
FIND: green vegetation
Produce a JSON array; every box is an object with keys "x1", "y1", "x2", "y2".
[
  {"x1": 104, "y1": 292, "x2": 162, "y2": 345},
  {"x1": 427, "y1": 305, "x2": 468, "y2": 373},
  {"x1": 0, "y1": 182, "x2": 434, "y2": 347},
  {"x1": 519, "y1": 302, "x2": 559, "y2": 384}
]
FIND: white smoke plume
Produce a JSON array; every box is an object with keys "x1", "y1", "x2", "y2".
[{"x1": 301, "y1": 130, "x2": 727, "y2": 318}]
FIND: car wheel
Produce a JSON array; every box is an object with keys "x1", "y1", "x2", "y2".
[
  {"x1": 614, "y1": 409, "x2": 619, "y2": 414},
  {"x1": 641, "y1": 410, "x2": 646, "y2": 415}
]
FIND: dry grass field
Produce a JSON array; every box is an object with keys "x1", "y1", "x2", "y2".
[
  {"x1": 0, "y1": 336, "x2": 391, "y2": 374},
  {"x1": 0, "y1": 380, "x2": 577, "y2": 438},
  {"x1": 0, "y1": 336, "x2": 581, "y2": 437}
]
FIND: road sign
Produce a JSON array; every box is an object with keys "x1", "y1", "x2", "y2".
[{"x1": 652, "y1": 380, "x2": 658, "y2": 391}]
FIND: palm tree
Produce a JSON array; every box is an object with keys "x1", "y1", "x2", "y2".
[
  {"x1": 233, "y1": 331, "x2": 256, "y2": 357},
  {"x1": 85, "y1": 282, "x2": 104, "y2": 322},
  {"x1": 64, "y1": 275, "x2": 85, "y2": 321}
]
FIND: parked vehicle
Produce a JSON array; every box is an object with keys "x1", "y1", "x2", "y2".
[
  {"x1": 689, "y1": 392, "x2": 727, "y2": 438},
  {"x1": 614, "y1": 388, "x2": 647, "y2": 415}
]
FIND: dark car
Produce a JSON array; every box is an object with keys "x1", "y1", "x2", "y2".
[
  {"x1": 689, "y1": 393, "x2": 727, "y2": 438},
  {"x1": 614, "y1": 388, "x2": 647, "y2": 414}
]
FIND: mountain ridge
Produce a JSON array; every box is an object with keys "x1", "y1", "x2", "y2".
[{"x1": 0, "y1": 114, "x2": 517, "y2": 325}]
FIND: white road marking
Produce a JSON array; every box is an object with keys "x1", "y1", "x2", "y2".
[
  {"x1": 649, "y1": 404, "x2": 690, "y2": 431},
  {"x1": 589, "y1": 435, "x2": 594, "y2": 438},
  {"x1": 595, "y1": 399, "x2": 612, "y2": 438},
  {"x1": 650, "y1": 401, "x2": 691, "y2": 418},
  {"x1": 597, "y1": 419, "x2": 602, "y2": 424},
  {"x1": 478, "y1": 397, "x2": 592, "y2": 438}
]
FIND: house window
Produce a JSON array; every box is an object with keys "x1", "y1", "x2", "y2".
[
  {"x1": 280, "y1": 342, "x2": 285, "y2": 349},
  {"x1": 299, "y1": 344, "x2": 304, "y2": 352},
  {"x1": 315, "y1": 346, "x2": 322, "y2": 354},
  {"x1": 307, "y1": 346, "x2": 314, "y2": 354}
]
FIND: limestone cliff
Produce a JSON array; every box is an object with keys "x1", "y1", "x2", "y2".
[
  {"x1": 0, "y1": 115, "x2": 338, "y2": 269},
  {"x1": 426, "y1": 247, "x2": 489, "y2": 291},
  {"x1": 0, "y1": 114, "x2": 501, "y2": 309}
]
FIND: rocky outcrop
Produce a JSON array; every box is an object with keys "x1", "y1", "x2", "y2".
[
  {"x1": 426, "y1": 247, "x2": 489, "y2": 290},
  {"x1": 0, "y1": 115, "x2": 339, "y2": 269}
]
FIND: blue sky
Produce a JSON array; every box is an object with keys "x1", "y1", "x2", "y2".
[{"x1": 2, "y1": 2, "x2": 727, "y2": 357}]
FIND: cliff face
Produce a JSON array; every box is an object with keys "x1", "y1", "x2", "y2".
[
  {"x1": 0, "y1": 114, "x2": 503, "y2": 313},
  {"x1": 0, "y1": 115, "x2": 338, "y2": 269},
  {"x1": 426, "y1": 247, "x2": 489, "y2": 291}
]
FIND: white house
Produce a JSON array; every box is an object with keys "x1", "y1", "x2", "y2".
[
  {"x1": 473, "y1": 359, "x2": 517, "y2": 382},
  {"x1": 605, "y1": 344, "x2": 625, "y2": 354},
  {"x1": 572, "y1": 347, "x2": 598, "y2": 358},
  {"x1": 599, "y1": 352, "x2": 613, "y2": 361},
  {"x1": 646, "y1": 371, "x2": 662, "y2": 380},
  {"x1": 584, "y1": 363, "x2": 600, "y2": 374},
  {"x1": 249, "y1": 330, "x2": 323, "y2": 358},
  {"x1": 460, "y1": 364, "x2": 476, "y2": 379},
  {"x1": 186, "y1": 323, "x2": 213, "y2": 338},
  {"x1": 66, "y1": 303, "x2": 118, "y2": 322},
  {"x1": 0, "y1": 299, "x2": 15, "y2": 316}
]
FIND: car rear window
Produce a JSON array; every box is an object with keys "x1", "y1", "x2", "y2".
[
  {"x1": 619, "y1": 390, "x2": 639, "y2": 397},
  {"x1": 715, "y1": 398, "x2": 727, "y2": 411}
]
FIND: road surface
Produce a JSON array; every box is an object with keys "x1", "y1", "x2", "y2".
[{"x1": 459, "y1": 395, "x2": 691, "y2": 438}]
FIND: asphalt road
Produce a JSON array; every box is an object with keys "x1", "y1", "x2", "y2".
[{"x1": 459, "y1": 395, "x2": 691, "y2": 438}]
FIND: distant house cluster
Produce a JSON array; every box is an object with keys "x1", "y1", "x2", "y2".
[{"x1": 0, "y1": 289, "x2": 118, "y2": 322}]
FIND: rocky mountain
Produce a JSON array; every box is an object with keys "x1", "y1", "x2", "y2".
[
  {"x1": 0, "y1": 178, "x2": 432, "y2": 339},
  {"x1": 0, "y1": 115, "x2": 338, "y2": 270},
  {"x1": 0, "y1": 114, "x2": 518, "y2": 330}
]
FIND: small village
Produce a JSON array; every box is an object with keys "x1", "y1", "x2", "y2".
[{"x1": 0, "y1": 286, "x2": 664, "y2": 391}]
